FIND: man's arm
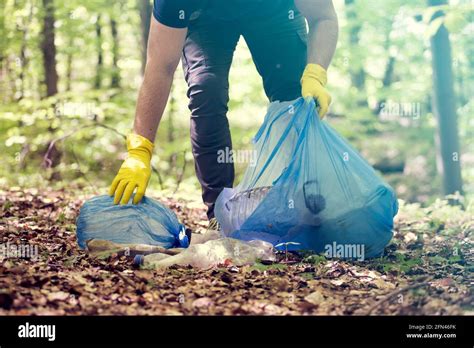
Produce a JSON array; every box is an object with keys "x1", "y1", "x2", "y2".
[
  {"x1": 295, "y1": 0, "x2": 339, "y2": 69},
  {"x1": 109, "y1": 17, "x2": 187, "y2": 205},
  {"x1": 295, "y1": 0, "x2": 338, "y2": 117},
  {"x1": 134, "y1": 17, "x2": 187, "y2": 142}
]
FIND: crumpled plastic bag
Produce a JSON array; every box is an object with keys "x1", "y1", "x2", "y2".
[
  {"x1": 136, "y1": 238, "x2": 276, "y2": 269},
  {"x1": 215, "y1": 98, "x2": 398, "y2": 258},
  {"x1": 76, "y1": 195, "x2": 189, "y2": 249}
]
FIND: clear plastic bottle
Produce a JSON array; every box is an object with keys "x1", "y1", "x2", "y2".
[{"x1": 226, "y1": 186, "x2": 272, "y2": 229}]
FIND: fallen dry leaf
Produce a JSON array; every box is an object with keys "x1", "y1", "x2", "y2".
[{"x1": 304, "y1": 290, "x2": 325, "y2": 305}]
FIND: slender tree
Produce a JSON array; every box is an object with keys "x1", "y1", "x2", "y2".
[
  {"x1": 428, "y1": 0, "x2": 463, "y2": 196},
  {"x1": 65, "y1": 36, "x2": 74, "y2": 92},
  {"x1": 0, "y1": 0, "x2": 4, "y2": 68},
  {"x1": 138, "y1": 0, "x2": 152, "y2": 74},
  {"x1": 40, "y1": 0, "x2": 58, "y2": 97},
  {"x1": 95, "y1": 14, "x2": 103, "y2": 89},
  {"x1": 110, "y1": 15, "x2": 120, "y2": 88},
  {"x1": 14, "y1": 0, "x2": 33, "y2": 100},
  {"x1": 0, "y1": 0, "x2": 6, "y2": 101},
  {"x1": 344, "y1": 0, "x2": 368, "y2": 107}
]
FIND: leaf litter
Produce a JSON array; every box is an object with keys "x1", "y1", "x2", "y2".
[{"x1": 0, "y1": 188, "x2": 471, "y2": 315}]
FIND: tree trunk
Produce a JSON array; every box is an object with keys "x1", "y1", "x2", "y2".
[
  {"x1": 110, "y1": 16, "x2": 120, "y2": 88},
  {"x1": 95, "y1": 14, "x2": 103, "y2": 89},
  {"x1": 167, "y1": 85, "x2": 176, "y2": 144},
  {"x1": 138, "y1": 0, "x2": 152, "y2": 75},
  {"x1": 18, "y1": 33, "x2": 27, "y2": 100},
  {"x1": 0, "y1": 0, "x2": 4, "y2": 72},
  {"x1": 16, "y1": 0, "x2": 33, "y2": 100},
  {"x1": 167, "y1": 84, "x2": 176, "y2": 175},
  {"x1": 40, "y1": 0, "x2": 58, "y2": 97},
  {"x1": 428, "y1": 0, "x2": 463, "y2": 196},
  {"x1": 6, "y1": 58, "x2": 17, "y2": 101},
  {"x1": 65, "y1": 36, "x2": 74, "y2": 92},
  {"x1": 0, "y1": 0, "x2": 10, "y2": 101},
  {"x1": 375, "y1": 55, "x2": 396, "y2": 115},
  {"x1": 344, "y1": 0, "x2": 367, "y2": 107},
  {"x1": 0, "y1": 59, "x2": 5, "y2": 102}
]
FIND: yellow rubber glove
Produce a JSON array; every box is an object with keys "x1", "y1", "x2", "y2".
[
  {"x1": 109, "y1": 133, "x2": 154, "y2": 205},
  {"x1": 301, "y1": 63, "x2": 332, "y2": 119}
]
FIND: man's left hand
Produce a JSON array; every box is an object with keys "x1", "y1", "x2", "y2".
[{"x1": 301, "y1": 63, "x2": 332, "y2": 118}]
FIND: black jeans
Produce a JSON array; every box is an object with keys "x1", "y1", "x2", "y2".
[{"x1": 182, "y1": 7, "x2": 308, "y2": 219}]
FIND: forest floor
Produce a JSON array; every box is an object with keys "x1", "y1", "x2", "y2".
[{"x1": 0, "y1": 187, "x2": 472, "y2": 315}]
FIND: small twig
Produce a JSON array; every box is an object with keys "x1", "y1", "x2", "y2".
[
  {"x1": 95, "y1": 123, "x2": 126, "y2": 140},
  {"x1": 42, "y1": 122, "x2": 165, "y2": 190},
  {"x1": 113, "y1": 270, "x2": 136, "y2": 287},
  {"x1": 43, "y1": 125, "x2": 95, "y2": 168},
  {"x1": 69, "y1": 145, "x2": 99, "y2": 195},
  {"x1": 173, "y1": 150, "x2": 187, "y2": 194},
  {"x1": 365, "y1": 276, "x2": 433, "y2": 315},
  {"x1": 150, "y1": 166, "x2": 164, "y2": 191},
  {"x1": 18, "y1": 143, "x2": 30, "y2": 169},
  {"x1": 96, "y1": 124, "x2": 164, "y2": 190}
]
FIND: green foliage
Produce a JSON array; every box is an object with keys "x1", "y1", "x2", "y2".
[
  {"x1": 365, "y1": 195, "x2": 472, "y2": 276},
  {"x1": 375, "y1": 252, "x2": 424, "y2": 274},
  {"x1": 250, "y1": 262, "x2": 288, "y2": 272},
  {"x1": 0, "y1": 0, "x2": 472, "y2": 203},
  {"x1": 302, "y1": 254, "x2": 328, "y2": 265}
]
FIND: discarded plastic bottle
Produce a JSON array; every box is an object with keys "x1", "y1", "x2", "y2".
[
  {"x1": 139, "y1": 238, "x2": 275, "y2": 269},
  {"x1": 225, "y1": 186, "x2": 272, "y2": 229}
]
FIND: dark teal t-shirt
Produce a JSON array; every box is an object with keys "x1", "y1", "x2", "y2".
[{"x1": 153, "y1": 0, "x2": 293, "y2": 28}]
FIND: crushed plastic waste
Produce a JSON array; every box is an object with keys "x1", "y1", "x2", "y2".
[{"x1": 135, "y1": 238, "x2": 276, "y2": 269}]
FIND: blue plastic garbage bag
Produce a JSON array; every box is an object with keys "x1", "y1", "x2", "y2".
[
  {"x1": 215, "y1": 98, "x2": 398, "y2": 258},
  {"x1": 76, "y1": 195, "x2": 189, "y2": 249}
]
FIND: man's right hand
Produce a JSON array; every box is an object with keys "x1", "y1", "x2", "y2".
[{"x1": 109, "y1": 133, "x2": 154, "y2": 205}]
